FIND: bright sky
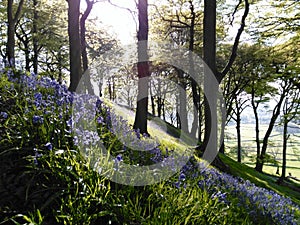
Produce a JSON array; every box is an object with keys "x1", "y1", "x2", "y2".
[
  {"x1": 85, "y1": 0, "x2": 138, "y2": 44},
  {"x1": 85, "y1": 0, "x2": 246, "y2": 45}
]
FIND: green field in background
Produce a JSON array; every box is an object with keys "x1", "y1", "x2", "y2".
[{"x1": 225, "y1": 124, "x2": 300, "y2": 179}]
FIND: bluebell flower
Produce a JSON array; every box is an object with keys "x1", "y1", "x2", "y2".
[
  {"x1": 96, "y1": 98, "x2": 102, "y2": 108},
  {"x1": 0, "y1": 111, "x2": 8, "y2": 119},
  {"x1": 45, "y1": 142, "x2": 53, "y2": 150},
  {"x1": 174, "y1": 181, "x2": 180, "y2": 189},
  {"x1": 179, "y1": 173, "x2": 186, "y2": 181},
  {"x1": 116, "y1": 154, "x2": 123, "y2": 162},
  {"x1": 97, "y1": 116, "x2": 104, "y2": 124},
  {"x1": 32, "y1": 115, "x2": 44, "y2": 124},
  {"x1": 34, "y1": 92, "x2": 42, "y2": 101}
]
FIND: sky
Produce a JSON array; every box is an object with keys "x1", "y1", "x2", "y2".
[
  {"x1": 86, "y1": 0, "x2": 138, "y2": 44},
  {"x1": 84, "y1": 0, "x2": 246, "y2": 45}
]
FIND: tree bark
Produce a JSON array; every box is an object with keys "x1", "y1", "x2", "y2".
[
  {"x1": 200, "y1": 0, "x2": 217, "y2": 156},
  {"x1": 188, "y1": 1, "x2": 199, "y2": 139},
  {"x1": 80, "y1": 0, "x2": 94, "y2": 94},
  {"x1": 133, "y1": 0, "x2": 149, "y2": 135},
  {"x1": 255, "y1": 89, "x2": 286, "y2": 172},
  {"x1": 280, "y1": 117, "x2": 288, "y2": 181},
  {"x1": 176, "y1": 68, "x2": 188, "y2": 133},
  {"x1": 33, "y1": 0, "x2": 38, "y2": 74},
  {"x1": 6, "y1": 0, "x2": 25, "y2": 67},
  {"x1": 67, "y1": 0, "x2": 82, "y2": 92},
  {"x1": 236, "y1": 98, "x2": 242, "y2": 163}
]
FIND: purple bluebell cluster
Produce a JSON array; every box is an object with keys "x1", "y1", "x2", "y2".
[
  {"x1": 179, "y1": 160, "x2": 300, "y2": 225},
  {"x1": 0, "y1": 111, "x2": 8, "y2": 119},
  {"x1": 32, "y1": 115, "x2": 44, "y2": 124},
  {"x1": 1, "y1": 70, "x2": 299, "y2": 224}
]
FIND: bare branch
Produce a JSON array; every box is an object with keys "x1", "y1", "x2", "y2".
[
  {"x1": 229, "y1": 0, "x2": 242, "y2": 26},
  {"x1": 81, "y1": 0, "x2": 94, "y2": 23},
  {"x1": 220, "y1": 0, "x2": 249, "y2": 79},
  {"x1": 108, "y1": 0, "x2": 138, "y2": 32}
]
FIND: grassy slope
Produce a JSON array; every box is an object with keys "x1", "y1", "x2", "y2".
[
  {"x1": 109, "y1": 101, "x2": 300, "y2": 206},
  {"x1": 219, "y1": 153, "x2": 300, "y2": 206},
  {"x1": 225, "y1": 124, "x2": 300, "y2": 178}
]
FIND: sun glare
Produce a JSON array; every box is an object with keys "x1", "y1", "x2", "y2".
[{"x1": 82, "y1": 0, "x2": 137, "y2": 44}]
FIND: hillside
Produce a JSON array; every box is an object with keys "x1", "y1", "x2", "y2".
[
  {"x1": 109, "y1": 101, "x2": 300, "y2": 205},
  {"x1": 0, "y1": 70, "x2": 299, "y2": 224}
]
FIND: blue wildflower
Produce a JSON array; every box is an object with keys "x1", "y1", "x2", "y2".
[
  {"x1": 116, "y1": 154, "x2": 123, "y2": 162},
  {"x1": 0, "y1": 111, "x2": 8, "y2": 119},
  {"x1": 32, "y1": 115, "x2": 44, "y2": 124},
  {"x1": 97, "y1": 116, "x2": 104, "y2": 124},
  {"x1": 179, "y1": 173, "x2": 186, "y2": 181},
  {"x1": 96, "y1": 98, "x2": 102, "y2": 108},
  {"x1": 45, "y1": 142, "x2": 53, "y2": 150},
  {"x1": 34, "y1": 92, "x2": 42, "y2": 101},
  {"x1": 174, "y1": 181, "x2": 180, "y2": 189}
]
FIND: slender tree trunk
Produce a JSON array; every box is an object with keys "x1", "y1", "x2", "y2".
[
  {"x1": 189, "y1": 1, "x2": 199, "y2": 139},
  {"x1": 176, "y1": 94, "x2": 180, "y2": 129},
  {"x1": 198, "y1": 91, "x2": 203, "y2": 143},
  {"x1": 157, "y1": 81, "x2": 162, "y2": 118},
  {"x1": 281, "y1": 117, "x2": 288, "y2": 180},
  {"x1": 80, "y1": 0, "x2": 94, "y2": 94},
  {"x1": 256, "y1": 92, "x2": 286, "y2": 172},
  {"x1": 251, "y1": 89, "x2": 261, "y2": 169},
  {"x1": 6, "y1": 0, "x2": 24, "y2": 67},
  {"x1": 162, "y1": 100, "x2": 166, "y2": 121},
  {"x1": 236, "y1": 101, "x2": 242, "y2": 163},
  {"x1": 176, "y1": 68, "x2": 188, "y2": 133},
  {"x1": 67, "y1": 0, "x2": 82, "y2": 92},
  {"x1": 133, "y1": 0, "x2": 149, "y2": 135},
  {"x1": 15, "y1": 25, "x2": 30, "y2": 71},
  {"x1": 33, "y1": 0, "x2": 38, "y2": 74},
  {"x1": 150, "y1": 82, "x2": 155, "y2": 115},
  {"x1": 7, "y1": 0, "x2": 15, "y2": 67}
]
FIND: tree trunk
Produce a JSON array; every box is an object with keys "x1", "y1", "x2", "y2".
[
  {"x1": 200, "y1": 0, "x2": 217, "y2": 156},
  {"x1": 80, "y1": 0, "x2": 94, "y2": 94},
  {"x1": 198, "y1": 92, "x2": 203, "y2": 143},
  {"x1": 281, "y1": 117, "x2": 288, "y2": 180},
  {"x1": 67, "y1": 0, "x2": 82, "y2": 92},
  {"x1": 33, "y1": 0, "x2": 38, "y2": 74},
  {"x1": 176, "y1": 68, "x2": 188, "y2": 133},
  {"x1": 6, "y1": 0, "x2": 24, "y2": 67},
  {"x1": 150, "y1": 84, "x2": 155, "y2": 116},
  {"x1": 252, "y1": 89, "x2": 261, "y2": 169},
  {"x1": 7, "y1": 0, "x2": 15, "y2": 67},
  {"x1": 256, "y1": 92, "x2": 285, "y2": 172},
  {"x1": 133, "y1": 0, "x2": 149, "y2": 135},
  {"x1": 189, "y1": 1, "x2": 199, "y2": 139},
  {"x1": 236, "y1": 101, "x2": 242, "y2": 163}
]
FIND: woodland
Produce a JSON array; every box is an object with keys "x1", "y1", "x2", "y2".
[{"x1": 0, "y1": 0, "x2": 300, "y2": 224}]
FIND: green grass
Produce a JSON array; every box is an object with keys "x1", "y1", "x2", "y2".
[
  {"x1": 219, "y1": 153, "x2": 300, "y2": 206},
  {"x1": 225, "y1": 124, "x2": 300, "y2": 178},
  {"x1": 1, "y1": 70, "x2": 299, "y2": 224},
  {"x1": 108, "y1": 101, "x2": 300, "y2": 206}
]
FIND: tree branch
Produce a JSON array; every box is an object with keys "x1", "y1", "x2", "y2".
[
  {"x1": 13, "y1": 0, "x2": 25, "y2": 23},
  {"x1": 108, "y1": 0, "x2": 138, "y2": 32},
  {"x1": 220, "y1": 0, "x2": 249, "y2": 80}
]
